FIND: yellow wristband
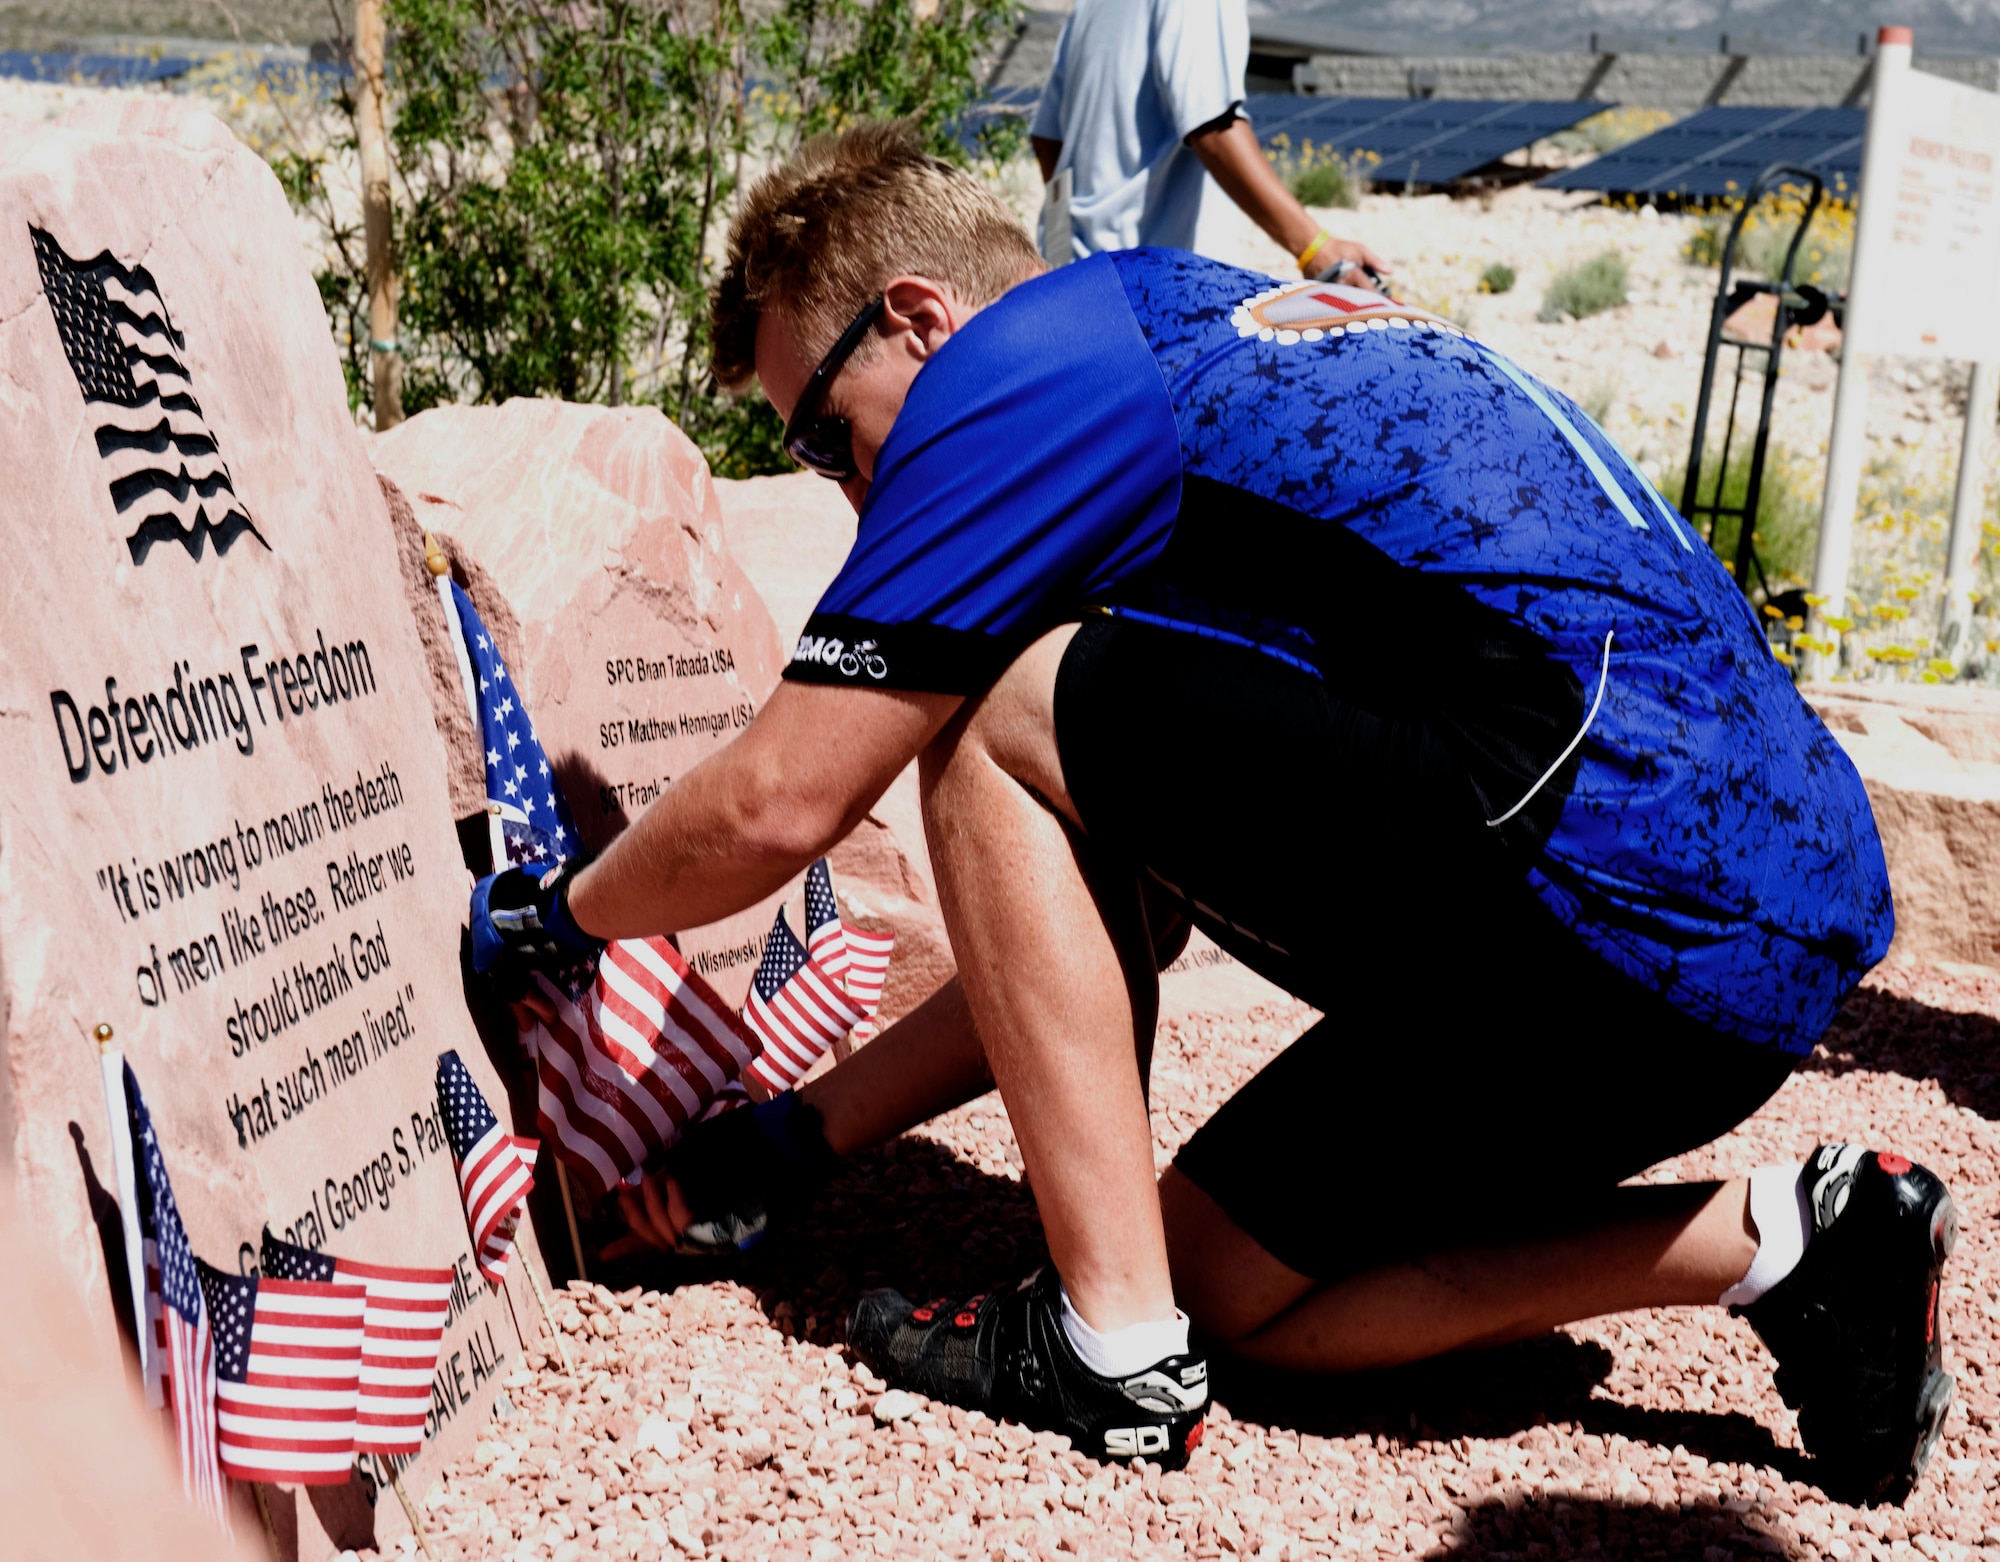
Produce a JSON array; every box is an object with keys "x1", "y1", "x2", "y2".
[{"x1": 1296, "y1": 230, "x2": 1333, "y2": 274}]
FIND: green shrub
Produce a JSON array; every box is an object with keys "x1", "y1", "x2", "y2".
[
  {"x1": 1290, "y1": 160, "x2": 1352, "y2": 207},
  {"x1": 1264, "y1": 137, "x2": 1373, "y2": 210},
  {"x1": 1479, "y1": 262, "x2": 1516, "y2": 294},
  {"x1": 1656, "y1": 440, "x2": 1819, "y2": 592},
  {"x1": 1549, "y1": 106, "x2": 1675, "y2": 156},
  {"x1": 277, "y1": 0, "x2": 1021, "y2": 475},
  {"x1": 1539, "y1": 251, "x2": 1628, "y2": 323},
  {"x1": 1683, "y1": 191, "x2": 1854, "y2": 291}
]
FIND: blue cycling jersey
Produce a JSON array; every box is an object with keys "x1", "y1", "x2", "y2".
[{"x1": 786, "y1": 250, "x2": 1892, "y2": 1053}]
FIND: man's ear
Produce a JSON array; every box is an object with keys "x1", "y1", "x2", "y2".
[{"x1": 879, "y1": 275, "x2": 964, "y2": 359}]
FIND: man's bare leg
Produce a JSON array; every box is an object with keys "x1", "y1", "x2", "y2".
[
  {"x1": 802, "y1": 977, "x2": 993, "y2": 1156},
  {"x1": 800, "y1": 883, "x2": 1185, "y2": 1156},
  {"x1": 1161, "y1": 1167, "x2": 1757, "y2": 1372},
  {"x1": 919, "y1": 624, "x2": 1174, "y2": 1333}
]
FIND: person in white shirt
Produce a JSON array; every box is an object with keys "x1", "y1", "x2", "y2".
[{"x1": 1029, "y1": 0, "x2": 1387, "y2": 282}]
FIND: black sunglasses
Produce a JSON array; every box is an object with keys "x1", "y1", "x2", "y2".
[{"x1": 783, "y1": 295, "x2": 886, "y2": 481}]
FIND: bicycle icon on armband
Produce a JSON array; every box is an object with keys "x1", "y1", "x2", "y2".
[{"x1": 839, "y1": 640, "x2": 888, "y2": 680}]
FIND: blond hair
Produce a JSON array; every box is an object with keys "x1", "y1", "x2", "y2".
[{"x1": 710, "y1": 121, "x2": 1042, "y2": 391}]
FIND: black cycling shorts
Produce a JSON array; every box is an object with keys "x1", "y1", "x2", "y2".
[{"x1": 1053, "y1": 612, "x2": 1798, "y2": 1280}]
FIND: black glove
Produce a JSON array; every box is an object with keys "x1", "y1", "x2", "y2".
[
  {"x1": 664, "y1": 1092, "x2": 839, "y2": 1256},
  {"x1": 468, "y1": 849, "x2": 604, "y2": 994}
]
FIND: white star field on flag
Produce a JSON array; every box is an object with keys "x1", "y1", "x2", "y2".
[
  {"x1": 437, "y1": 1050, "x2": 538, "y2": 1285},
  {"x1": 447, "y1": 580, "x2": 577, "y2": 868}
]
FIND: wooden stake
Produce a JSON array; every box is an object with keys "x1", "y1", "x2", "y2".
[
  {"x1": 500, "y1": 1277, "x2": 529, "y2": 1354},
  {"x1": 250, "y1": 1482, "x2": 280, "y2": 1560},
  {"x1": 554, "y1": 1160, "x2": 589, "y2": 1282},
  {"x1": 521, "y1": 1258, "x2": 578, "y2": 1377},
  {"x1": 387, "y1": 1464, "x2": 440, "y2": 1562}
]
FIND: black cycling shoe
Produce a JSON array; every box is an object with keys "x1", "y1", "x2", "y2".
[
  {"x1": 663, "y1": 1091, "x2": 837, "y2": 1256},
  {"x1": 1737, "y1": 1143, "x2": 1958, "y2": 1506},
  {"x1": 847, "y1": 1267, "x2": 1210, "y2": 1467}
]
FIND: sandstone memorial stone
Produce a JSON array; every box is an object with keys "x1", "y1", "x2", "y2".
[
  {"x1": 1809, "y1": 681, "x2": 2000, "y2": 970},
  {"x1": 0, "y1": 99, "x2": 547, "y2": 1551},
  {"x1": 371, "y1": 399, "x2": 795, "y2": 1008}
]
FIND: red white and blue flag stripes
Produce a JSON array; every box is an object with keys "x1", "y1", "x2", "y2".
[
  {"x1": 436, "y1": 1050, "x2": 538, "y2": 1285},
  {"x1": 125, "y1": 1063, "x2": 227, "y2": 1525},
  {"x1": 527, "y1": 936, "x2": 761, "y2": 1200},
  {"x1": 433, "y1": 565, "x2": 765, "y2": 1195},
  {"x1": 261, "y1": 1229, "x2": 456, "y2": 1459},
  {"x1": 744, "y1": 907, "x2": 868, "y2": 1093},
  {"x1": 802, "y1": 857, "x2": 892, "y2": 1016},
  {"x1": 196, "y1": 1262, "x2": 366, "y2": 1484}
]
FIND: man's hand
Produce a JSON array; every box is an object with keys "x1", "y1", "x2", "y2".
[
  {"x1": 1185, "y1": 115, "x2": 1392, "y2": 286},
  {"x1": 605, "y1": 1168, "x2": 695, "y2": 1258},
  {"x1": 468, "y1": 853, "x2": 604, "y2": 997},
  {"x1": 1304, "y1": 237, "x2": 1392, "y2": 287},
  {"x1": 602, "y1": 1092, "x2": 841, "y2": 1260}
]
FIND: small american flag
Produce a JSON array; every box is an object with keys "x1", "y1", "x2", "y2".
[
  {"x1": 435, "y1": 579, "x2": 760, "y2": 1198},
  {"x1": 261, "y1": 1231, "x2": 455, "y2": 1459},
  {"x1": 439, "y1": 579, "x2": 576, "y2": 872},
  {"x1": 125, "y1": 1064, "x2": 227, "y2": 1525},
  {"x1": 437, "y1": 1051, "x2": 538, "y2": 1285},
  {"x1": 528, "y1": 939, "x2": 760, "y2": 1201},
  {"x1": 805, "y1": 858, "x2": 896, "y2": 1018},
  {"x1": 32, "y1": 228, "x2": 264, "y2": 565},
  {"x1": 196, "y1": 1261, "x2": 366, "y2": 1484},
  {"x1": 744, "y1": 910, "x2": 868, "y2": 1093}
]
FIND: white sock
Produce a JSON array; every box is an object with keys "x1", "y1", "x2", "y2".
[
  {"x1": 1060, "y1": 1286, "x2": 1190, "y2": 1378},
  {"x1": 1719, "y1": 1163, "x2": 1813, "y2": 1306}
]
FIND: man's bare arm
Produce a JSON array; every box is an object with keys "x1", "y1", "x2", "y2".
[
  {"x1": 1186, "y1": 116, "x2": 1389, "y2": 279},
  {"x1": 564, "y1": 680, "x2": 961, "y2": 939}
]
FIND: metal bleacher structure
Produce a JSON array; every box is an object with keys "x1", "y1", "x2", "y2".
[
  {"x1": 1539, "y1": 105, "x2": 1867, "y2": 199},
  {"x1": 1243, "y1": 91, "x2": 1606, "y2": 186}
]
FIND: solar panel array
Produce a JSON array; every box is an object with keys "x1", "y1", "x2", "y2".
[
  {"x1": 1245, "y1": 94, "x2": 1607, "y2": 187},
  {"x1": 1539, "y1": 106, "x2": 1866, "y2": 199}
]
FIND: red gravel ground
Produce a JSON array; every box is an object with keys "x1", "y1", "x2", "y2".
[{"x1": 383, "y1": 962, "x2": 2000, "y2": 1562}]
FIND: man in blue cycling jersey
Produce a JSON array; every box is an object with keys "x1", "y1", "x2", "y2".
[{"x1": 470, "y1": 123, "x2": 1955, "y2": 1502}]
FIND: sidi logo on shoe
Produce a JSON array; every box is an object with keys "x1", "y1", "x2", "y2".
[{"x1": 1104, "y1": 1425, "x2": 1173, "y2": 1458}]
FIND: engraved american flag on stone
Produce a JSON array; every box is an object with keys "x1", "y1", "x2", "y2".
[
  {"x1": 31, "y1": 228, "x2": 265, "y2": 565},
  {"x1": 261, "y1": 1229, "x2": 454, "y2": 1458},
  {"x1": 196, "y1": 1261, "x2": 366, "y2": 1484}
]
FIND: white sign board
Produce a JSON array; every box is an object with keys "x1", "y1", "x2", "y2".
[
  {"x1": 1812, "y1": 32, "x2": 2000, "y2": 658},
  {"x1": 1846, "y1": 63, "x2": 2000, "y2": 359}
]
